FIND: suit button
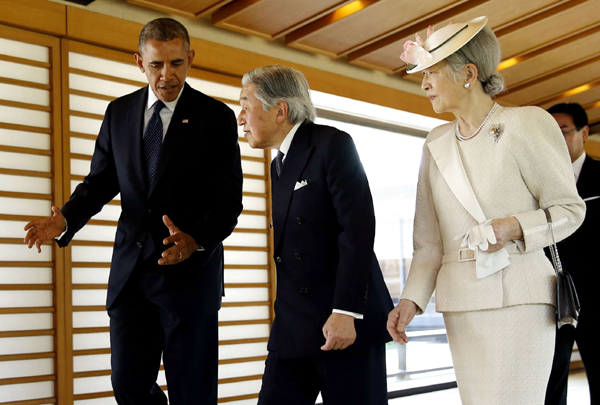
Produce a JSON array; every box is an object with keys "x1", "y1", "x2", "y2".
[
  {"x1": 270, "y1": 222, "x2": 274, "y2": 229},
  {"x1": 295, "y1": 253, "x2": 302, "y2": 260},
  {"x1": 137, "y1": 242, "x2": 142, "y2": 248},
  {"x1": 296, "y1": 217, "x2": 303, "y2": 224},
  {"x1": 146, "y1": 209, "x2": 152, "y2": 216},
  {"x1": 300, "y1": 287, "x2": 309, "y2": 294},
  {"x1": 276, "y1": 257, "x2": 282, "y2": 263}
]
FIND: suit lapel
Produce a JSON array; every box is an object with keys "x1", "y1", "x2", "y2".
[
  {"x1": 128, "y1": 87, "x2": 148, "y2": 194},
  {"x1": 273, "y1": 123, "x2": 314, "y2": 252},
  {"x1": 148, "y1": 84, "x2": 192, "y2": 198},
  {"x1": 428, "y1": 126, "x2": 487, "y2": 223}
]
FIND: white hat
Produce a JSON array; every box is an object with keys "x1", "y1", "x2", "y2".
[{"x1": 403, "y1": 16, "x2": 488, "y2": 74}]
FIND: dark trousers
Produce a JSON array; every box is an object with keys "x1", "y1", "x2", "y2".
[
  {"x1": 545, "y1": 308, "x2": 598, "y2": 405},
  {"x1": 257, "y1": 344, "x2": 387, "y2": 405},
  {"x1": 108, "y1": 257, "x2": 219, "y2": 405}
]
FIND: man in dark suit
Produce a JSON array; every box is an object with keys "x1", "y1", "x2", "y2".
[
  {"x1": 237, "y1": 65, "x2": 393, "y2": 405},
  {"x1": 24, "y1": 18, "x2": 243, "y2": 405},
  {"x1": 545, "y1": 103, "x2": 598, "y2": 405}
]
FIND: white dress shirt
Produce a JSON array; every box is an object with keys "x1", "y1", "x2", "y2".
[
  {"x1": 572, "y1": 151, "x2": 586, "y2": 183},
  {"x1": 277, "y1": 123, "x2": 364, "y2": 320},
  {"x1": 145, "y1": 85, "x2": 183, "y2": 140}
]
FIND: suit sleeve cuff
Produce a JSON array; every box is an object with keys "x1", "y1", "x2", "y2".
[
  {"x1": 55, "y1": 219, "x2": 68, "y2": 241},
  {"x1": 332, "y1": 309, "x2": 363, "y2": 319}
]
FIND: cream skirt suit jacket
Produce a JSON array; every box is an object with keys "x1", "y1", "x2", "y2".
[{"x1": 401, "y1": 105, "x2": 585, "y2": 404}]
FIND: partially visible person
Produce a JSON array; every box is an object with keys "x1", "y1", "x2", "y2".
[
  {"x1": 24, "y1": 18, "x2": 243, "y2": 405},
  {"x1": 545, "y1": 102, "x2": 599, "y2": 405},
  {"x1": 237, "y1": 65, "x2": 392, "y2": 405},
  {"x1": 387, "y1": 17, "x2": 585, "y2": 405}
]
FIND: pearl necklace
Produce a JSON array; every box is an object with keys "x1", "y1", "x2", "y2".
[{"x1": 455, "y1": 102, "x2": 499, "y2": 141}]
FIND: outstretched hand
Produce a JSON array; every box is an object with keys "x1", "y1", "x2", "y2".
[
  {"x1": 387, "y1": 299, "x2": 418, "y2": 344},
  {"x1": 24, "y1": 206, "x2": 66, "y2": 253},
  {"x1": 158, "y1": 215, "x2": 200, "y2": 265}
]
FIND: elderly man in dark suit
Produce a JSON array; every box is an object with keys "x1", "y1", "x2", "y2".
[
  {"x1": 24, "y1": 18, "x2": 243, "y2": 405},
  {"x1": 545, "y1": 103, "x2": 599, "y2": 405},
  {"x1": 237, "y1": 65, "x2": 392, "y2": 405}
]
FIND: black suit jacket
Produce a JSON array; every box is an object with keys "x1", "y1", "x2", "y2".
[
  {"x1": 58, "y1": 83, "x2": 243, "y2": 313},
  {"x1": 269, "y1": 122, "x2": 393, "y2": 359},
  {"x1": 552, "y1": 155, "x2": 600, "y2": 310}
]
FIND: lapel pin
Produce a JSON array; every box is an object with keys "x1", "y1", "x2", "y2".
[{"x1": 182, "y1": 119, "x2": 189, "y2": 124}]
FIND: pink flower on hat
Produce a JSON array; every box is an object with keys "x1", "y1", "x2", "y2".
[{"x1": 400, "y1": 40, "x2": 433, "y2": 66}]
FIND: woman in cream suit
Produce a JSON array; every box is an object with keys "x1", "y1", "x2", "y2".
[{"x1": 387, "y1": 17, "x2": 585, "y2": 405}]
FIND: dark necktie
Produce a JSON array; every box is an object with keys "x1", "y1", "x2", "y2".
[
  {"x1": 275, "y1": 150, "x2": 285, "y2": 178},
  {"x1": 142, "y1": 100, "x2": 165, "y2": 260}
]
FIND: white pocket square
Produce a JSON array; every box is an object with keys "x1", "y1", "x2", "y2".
[
  {"x1": 584, "y1": 196, "x2": 600, "y2": 202},
  {"x1": 294, "y1": 180, "x2": 308, "y2": 191}
]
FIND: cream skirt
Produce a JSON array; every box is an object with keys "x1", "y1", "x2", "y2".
[{"x1": 443, "y1": 304, "x2": 555, "y2": 405}]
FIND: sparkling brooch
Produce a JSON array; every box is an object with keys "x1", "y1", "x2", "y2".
[{"x1": 490, "y1": 124, "x2": 504, "y2": 144}]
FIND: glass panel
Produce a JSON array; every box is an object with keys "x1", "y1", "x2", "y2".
[
  {"x1": 70, "y1": 158, "x2": 92, "y2": 177},
  {"x1": 218, "y1": 380, "x2": 262, "y2": 399},
  {"x1": 73, "y1": 353, "x2": 111, "y2": 373},
  {"x1": 241, "y1": 159, "x2": 265, "y2": 176},
  {"x1": 72, "y1": 312, "x2": 109, "y2": 328},
  {"x1": 70, "y1": 137, "x2": 96, "y2": 156},
  {"x1": 72, "y1": 268, "x2": 110, "y2": 284},
  {"x1": 187, "y1": 77, "x2": 241, "y2": 102},
  {"x1": 222, "y1": 287, "x2": 269, "y2": 303},
  {"x1": 0, "y1": 291, "x2": 53, "y2": 307},
  {"x1": 224, "y1": 232, "x2": 267, "y2": 247},
  {"x1": 241, "y1": 195, "x2": 266, "y2": 211},
  {"x1": 76, "y1": 397, "x2": 119, "y2": 405},
  {"x1": 218, "y1": 306, "x2": 270, "y2": 322},
  {"x1": 0, "y1": 268, "x2": 52, "y2": 284},
  {"x1": 218, "y1": 360, "x2": 265, "y2": 379},
  {"x1": 70, "y1": 94, "x2": 109, "y2": 116},
  {"x1": 0, "y1": 83, "x2": 49, "y2": 106},
  {"x1": 224, "y1": 251, "x2": 268, "y2": 266},
  {"x1": 90, "y1": 204, "x2": 121, "y2": 222},
  {"x1": 0, "y1": 381, "x2": 54, "y2": 402},
  {"x1": 0, "y1": 174, "x2": 51, "y2": 195},
  {"x1": 69, "y1": 53, "x2": 144, "y2": 82},
  {"x1": 0, "y1": 336, "x2": 54, "y2": 355},
  {"x1": 0, "y1": 38, "x2": 49, "y2": 63},
  {"x1": 242, "y1": 178, "x2": 265, "y2": 194},
  {"x1": 0, "y1": 313, "x2": 53, "y2": 331},
  {"x1": 0, "y1": 60, "x2": 49, "y2": 85},
  {"x1": 218, "y1": 342, "x2": 268, "y2": 360},
  {"x1": 70, "y1": 115, "x2": 102, "y2": 135},
  {"x1": 71, "y1": 246, "x2": 114, "y2": 263},
  {"x1": 69, "y1": 73, "x2": 140, "y2": 98},
  {"x1": 0, "y1": 358, "x2": 53, "y2": 379},
  {"x1": 0, "y1": 244, "x2": 52, "y2": 262},
  {"x1": 0, "y1": 197, "x2": 51, "y2": 216},
  {"x1": 0, "y1": 128, "x2": 50, "y2": 150},
  {"x1": 73, "y1": 375, "x2": 112, "y2": 395},
  {"x1": 239, "y1": 140, "x2": 265, "y2": 158},
  {"x1": 218, "y1": 324, "x2": 270, "y2": 341},
  {"x1": 72, "y1": 289, "x2": 107, "y2": 306},
  {"x1": 224, "y1": 269, "x2": 268, "y2": 284},
  {"x1": 0, "y1": 151, "x2": 51, "y2": 172},
  {"x1": 0, "y1": 105, "x2": 50, "y2": 128},
  {"x1": 236, "y1": 213, "x2": 267, "y2": 229},
  {"x1": 72, "y1": 332, "x2": 110, "y2": 351},
  {"x1": 73, "y1": 225, "x2": 117, "y2": 242}
]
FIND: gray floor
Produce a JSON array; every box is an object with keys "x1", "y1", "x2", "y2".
[{"x1": 388, "y1": 371, "x2": 590, "y2": 404}]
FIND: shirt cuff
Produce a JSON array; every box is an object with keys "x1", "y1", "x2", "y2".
[
  {"x1": 332, "y1": 309, "x2": 363, "y2": 319},
  {"x1": 55, "y1": 219, "x2": 68, "y2": 241}
]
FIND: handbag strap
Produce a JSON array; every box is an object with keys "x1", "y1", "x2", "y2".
[{"x1": 544, "y1": 208, "x2": 563, "y2": 276}]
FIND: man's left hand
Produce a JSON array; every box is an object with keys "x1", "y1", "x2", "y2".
[
  {"x1": 158, "y1": 215, "x2": 200, "y2": 265},
  {"x1": 320, "y1": 313, "x2": 356, "y2": 351}
]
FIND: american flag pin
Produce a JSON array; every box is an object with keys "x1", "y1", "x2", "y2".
[{"x1": 182, "y1": 119, "x2": 189, "y2": 123}]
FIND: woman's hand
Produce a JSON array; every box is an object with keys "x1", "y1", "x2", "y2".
[
  {"x1": 485, "y1": 217, "x2": 523, "y2": 253},
  {"x1": 387, "y1": 299, "x2": 418, "y2": 344}
]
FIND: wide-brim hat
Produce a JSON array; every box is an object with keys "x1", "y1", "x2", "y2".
[{"x1": 406, "y1": 16, "x2": 488, "y2": 74}]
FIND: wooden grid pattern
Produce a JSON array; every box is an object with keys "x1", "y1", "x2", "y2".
[{"x1": 0, "y1": 24, "x2": 65, "y2": 405}]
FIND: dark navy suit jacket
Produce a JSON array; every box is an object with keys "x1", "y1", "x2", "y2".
[
  {"x1": 268, "y1": 121, "x2": 393, "y2": 359},
  {"x1": 58, "y1": 83, "x2": 243, "y2": 313}
]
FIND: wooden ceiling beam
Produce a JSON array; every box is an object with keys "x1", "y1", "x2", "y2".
[
  {"x1": 212, "y1": 0, "x2": 355, "y2": 40},
  {"x1": 347, "y1": 0, "x2": 490, "y2": 63},
  {"x1": 126, "y1": 0, "x2": 234, "y2": 19},
  {"x1": 500, "y1": 52, "x2": 600, "y2": 96},
  {"x1": 533, "y1": 77, "x2": 600, "y2": 106},
  {"x1": 285, "y1": 0, "x2": 379, "y2": 53}
]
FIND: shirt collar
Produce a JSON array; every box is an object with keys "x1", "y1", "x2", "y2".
[
  {"x1": 278, "y1": 122, "x2": 302, "y2": 158},
  {"x1": 146, "y1": 84, "x2": 184, "y2": 112},
  {"x1": 572, "y1": 151, "x2": 586, "y2": 183}
]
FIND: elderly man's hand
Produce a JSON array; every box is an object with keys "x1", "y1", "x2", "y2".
[
  {"x1": 320, "y1": 313, "x2": 357, "y2": 351},
  {"x1": 24, "y1": 206, "x2": 66, "y2": 253},
  {"x1": 158, "y1": 215, "x2": 200, "y2": 265}
]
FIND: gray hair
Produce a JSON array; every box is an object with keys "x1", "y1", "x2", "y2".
[
  {"x1": 139, "y1": 18, "x2": 190, "y2": 55},
  {"x1": 444, "y1": 26, "x2": 505, "y2": 97},
  {"x1": 242, "y1": 65, "x2": 317, "y2": 124}
]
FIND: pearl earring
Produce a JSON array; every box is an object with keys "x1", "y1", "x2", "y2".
[{"x1": 464, "y1": 82, "x2": 471, "y2": 89}]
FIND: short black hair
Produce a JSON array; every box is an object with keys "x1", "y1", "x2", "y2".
[
  {"x1": 138, "y1": 18, "x2": 190, "y2": 55},
  {"x1": 547, "y1": 103, "x2": 589, "y2": 129}
]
